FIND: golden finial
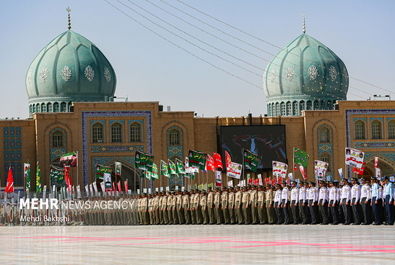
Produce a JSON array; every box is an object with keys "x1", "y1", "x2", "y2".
[{"x1": 66, "y1": 7, "x2": 72, "y2": 30}]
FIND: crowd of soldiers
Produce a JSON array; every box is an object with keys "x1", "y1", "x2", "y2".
[
  {"x1": 135, "y1": 177, "x2": 394, "y2": 226},
  {"x1": 1, "y1": 176, "x2": 394, "y2": 226}
]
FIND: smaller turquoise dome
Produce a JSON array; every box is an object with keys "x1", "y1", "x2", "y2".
[
  {"x1": 26, "y1": 30, "x2": 116, "y2": 113},
  {"x1": 264, "y1": 33, "x2": 349, "y2": 116}
]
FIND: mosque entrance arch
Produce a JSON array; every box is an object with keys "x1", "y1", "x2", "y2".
[{"x1": 364, "y1": 157, "x2": 395, "y2": 178}]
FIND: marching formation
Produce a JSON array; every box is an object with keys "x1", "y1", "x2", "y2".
[{"x1": 1, "y1": 176, "x2": 394, "y2": 226}]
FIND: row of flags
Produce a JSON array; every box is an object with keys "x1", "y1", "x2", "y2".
[{"x1": 2, "y1": 146, "x2": 381, "y2": 194}]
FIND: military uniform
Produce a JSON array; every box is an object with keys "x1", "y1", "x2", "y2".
[
  {"x1": 249, "y1": 188, "x2": 258, "y2": 224},
  {"x1": 221, "y1": 189, "x2": 229, "y2": 224},
  {"x1": 182, "y1": 192, "x2": 191, "y2": 224},
  {"x1": 207, "y1": 190, "x2": 215, "y2": 224},
  {"x1": 214, "y1": 190, "x2": 222, "y2": 224},
  {"x1": 241, "y1": 188, "x2": 250, "y2": 224},
  {"x1": 290, "y1": 184, "x2": 299, "y2": 224},
  {"x1": 257, "y1": 187, "x2": 267, "y2": 224},
  {"x1": 265, "y1": 186, "x2": 275, "y2": 224},
  {"x1": 176, "y1": 193, "x2": 184, "y2": 224},
  {"x1": 200, "y1": 192, "x2": 208, "y2": 224},
  {"x1": 228, "y1": 188, "x2": 235, "y2": 224}
]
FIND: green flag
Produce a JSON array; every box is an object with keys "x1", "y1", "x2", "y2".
[
  {"x1": 24, "y1": 163, "x2": 31, "y2": 191},
  {"x1": 144, "y1": 170, "x2": 152, "y2": 180},
  {"x1": 160, "y1": 160, "x2": 170, "y2": 178},
  {"x1": 36, "y1": 162, "x2": 42, "y2": 193},
  {"x1": 168, "y1": 160, "x2": 177, "y2": 177},
  {"x1": 293, "y1": 147, "x2": 309, "y2": 168},
  {"x1": 243, "y1": 149, "x2": 260, "y2": 172},
  {"x1": 151, "y1": 163, "x2": 159, "y2": 180},
  {"x1": 95, "y1": 164, "x2": 112, "y2": 180},
  {"x1": 176, "y1": 158, "x2": 186, "y2": 175},
  {"x1": 135, "y1": 151, "x2": 154, "y2": 171},
  {"x1": 188, "y1": 150, "x2": 207, "y2": 170}
]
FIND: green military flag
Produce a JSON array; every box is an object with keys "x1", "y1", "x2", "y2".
[
  {"x1": 24, "y1": 163, "x2": 31, "y2": 191},
  {"x1": 36, "y1": 162, "x2": 42, "y2": 193},
  {"x1": 188, "y1": 150, "x2": 207, "y2": 170},
  {"x1": 151, "y1": 163, "x2": 159, "y2": 180},
  {"x1": 293, "y1": 147, "x2": 309, "y2": 168},
  {"x1": 160, "y1": 160, "x2": 170, "y2": 178},
  {"x1": 95, "y1": 164, "x2": 112, "y2": 180},
  {"x1": 243, "y1": 149, "x2": 260, "y2": 172},
  {"x1": 176, "y1": 158, "x2": 186, "y2": 175},
  {"x1": 135, "y1": 151, "x2": 154, "y2": 171},
  {"x1": 168, "y1": 160, "x2": 178, "y2": 177}
]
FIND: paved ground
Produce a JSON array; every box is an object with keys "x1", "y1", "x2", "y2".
[{"x1": 1, "y1": 225, "x2": 395, "y2": 264}]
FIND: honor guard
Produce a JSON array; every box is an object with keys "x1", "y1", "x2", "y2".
[
  {"x1": 249, "y1": 186, "x2": 258, "y2": 224},
  {"x1": 241, "y1": 187, "x2": 251, "y2": 224},
  {"x1": 318, "y1": 181, "x2": 329, "y2": 224},
  {"x1": 340, "y1": 180, "x2": 352, "y2": 225},
  {"x1": 214, "y1": 188, "x2": 222, "y2": 224},
  {"x1": 351, "y1": 178, "x2": 361, "y2": 225},
  {"x1": 265, "y1": 185, "x2": 275, "y2": 224},
  {"x1": 307, "y1": 182, "x2": 318, "y2": 224},
  {"x1": 257, "y1": 186, "x2": 267, "y2": 224},
  {"x1": 290, "y1": 181, "x2": 299, "y2": 224},
  {"x1": 298, "y1": 182, "x2": 309, "y2": 224},
  {"x1": 382, "y1": 177, "x2": 394, "y2": 225},
  {"x1": 200, "y1": 191, "x2": 208, "y2": 224},
  {"x1": 221, "y1": 187, "x2": 230, "y2": 224},
  {"x1": 281, "y1": 183, "x2": 291, "y2": 224},
  {"x1": 182, "y1": 191, "x2": 191, "y2": 224},
  {"x1": 328, "y1": 181, "x2": 339, "y2": 224},
  {"x1": 360, "y1": 178, "x2": 372, "y2": 225},
  {"x1": 235, "y1": 187, "x2": 243, "y2": 224},
  {"x1": 274, "y1": 184, "x2": 283, "y2": 224},
  {"x1": 228, "y1": 187, "x2": 236, "y2": 224},
  {"x1": 370, "y1": 178, "x2": 382, "y2": 225}
]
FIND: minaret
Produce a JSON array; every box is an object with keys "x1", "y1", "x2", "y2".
[{"x1": 302, "y1": 16, "x2": 306, "y2": 34}]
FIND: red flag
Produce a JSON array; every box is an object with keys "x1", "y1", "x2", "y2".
[
  {"x1": 206, "y1": 154, "x2": 215, "y2": 171},
  {"x1": 112, "y1": 182, "x2": 116, "y2": 192},
  {"x1": 5, "y1": 167, "x2": 14, "y2": 193},
  {"x1": 64, "y1": 165, "x2": 72, "y2": 192},
  {"x1": 253, "y1": 179, "x2": 260, "y2": 185},
  {"x1": 353, "y1": 167, "x2": 365, "y2": 175},
  {"x1": 224, "y1": 151, "x2": 232, "y2": 170},
  {"x1": 277, "y1": 177, "x2": 283, "y2": 185},
  {"x1": 124, "y1": 179, "x2": 128, "y2": 192},
  {"x1": 117, "y1": 181, "x2": 122, "y2": 192},
  {"x1": 213, "y1": 153, "x2": 223, "y2": 170}
]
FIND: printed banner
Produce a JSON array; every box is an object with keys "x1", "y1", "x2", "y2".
[
  {"x1": 226, "y1": 162, "x2": 242, "y2": 179},
  {"x1": 272, "y1": 161, "x2": 288, "y2": 178},
  {"x1": 95, "y1": 164, "x2": 112, "y2": 180},
  {"x1": 345, "y1": 147, "x2": 364, "y2": 168},
  {"x1": 314, "y1": 160, "x2": 329, "y2": 178},
  {"x1": 115, "y1": 161, "x2": 122, "y2": 176}
]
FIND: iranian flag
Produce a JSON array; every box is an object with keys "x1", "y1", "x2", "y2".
[
  {"x1": 60, "y1": 152, "x2": 78, "y2": 167},
  {"x1": 5, "y1": 167, "x2": 14, "y2": 193}
]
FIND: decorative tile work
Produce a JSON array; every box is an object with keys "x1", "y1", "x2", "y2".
[
  {"x1": 50, "y1": 148, "x2": 66, "y2": 162},
  {"x1": 90, "y1": 120, "x2": 105, "y2": 125},
  {"x1": 354, "y1": 142, "x2": 395, "y2": 148},
  {"x1": 109, "y1": 120, "x2": 125, "y2": 125},
  {"x1": 3, "y1": 127, "x2": 22, "y2": 186},
  {"x1": 346, "y1": 109, "x2": 395, "y2": 174},
  {"x1": 167, "y1": 126, "x2": 184, "y2": 188},
  {"x1": 352, "y1": 117, "x2": 367, "y2": 121},
  {"x1": 91, "y1": 145, "x2": 144, "y2": 153},
  {"x1": 369, "y1": 117, "x2": 384, "y2": 121},
  {"x1": 318, "y1": 143, "x2": 332, "y2": 154},
  {"x1": 128, "y1": 120, "x2": 144, "y2": 125},
  {"x1": 82, "y1": 111, "x2": 152, "y2": 185}
]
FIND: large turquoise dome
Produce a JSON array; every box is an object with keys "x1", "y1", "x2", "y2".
[
  {"x1": 264, "y1": 33, "x2": 348, "y2": 116},
  {"x1": 26, "y1": 30, "x2": 116, "y2": 113}
]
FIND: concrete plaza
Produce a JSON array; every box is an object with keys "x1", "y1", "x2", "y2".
[{"x1": 1, "y1": 225, "x2": 395, "y2": 264}]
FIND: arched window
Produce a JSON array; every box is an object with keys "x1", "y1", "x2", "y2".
[
  {"x1": 53, "y1": 102, "x2": 59, "y2": 112},
  {"x1": 32, "y1": 104, "x2": 36, "y2": 113},
  {"x1": 388, "y1": 121, "x2": 395, "y2": 139},
  {"x1": 299, "y1": 100, "x2": 305, "y2": 112},
  {"x1": 306, "y1": 101, "x2": 312, "y2": 110},
  {"x1": 111, "y1": 123, "x2": 122, "y2": 143},
  {"x1": 60, "y1": 102, "x2": 67, "y2": 112},
  {"x1": 52, "y1": 130, "x2": 64, "y2": 148},
  {"x1": 318, "y1": 125, "x2": 331, "y2": 144},
  {"x1": 320, "y1": 100, "x2": 325, "y2": 109},
  {"x1": 313, "y1": 100, "x2": 319, "y2": 110},
  {"x1": 292, "y1": 101, "x2": 298, "y2": 116},
  {"x1": 168, "y1": 128, "x2": 182, "y2": 146},
  {"x1": 286, "y1": 101, "x2": 291, "y2": 116},
  {"x1": 267, "y1": 104, "x2": 271, "y2": 116},
  {"x1": 327, "y1": 100, "x2": 332, "y2": 110},
  {"x1": 92, "y1": 123, "x2": 104, "y2": 143},
  {"x1": 354, "y1": 121, "x2": 365, "y2": 140},
  {"x1": 68, "y1": 102, "x2": 72, "y2": 112},
  {"x1": 47, "y1": 102, "x2": 52, "y2": 112},
  {"x1": 275, "y1": 102, "x2": 280, "y2": 116},
  {"x1": 130, "y1": 123, "x2": 142, "y2": 142},
  {"x1": 41, "y1": 103, "x2": 46, "y2": 112},
  {"x1": 280, "y1": 102, "x2": 285, "y2": 116},
  {"x1": 371, "y1": 120, "x2": 382, "y2": 139}
]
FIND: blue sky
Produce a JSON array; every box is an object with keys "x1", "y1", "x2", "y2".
[{"x1": 1, "y1": 0, "x2": 394, "y2": 118}]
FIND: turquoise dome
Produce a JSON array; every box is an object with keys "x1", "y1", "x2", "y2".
[
  {"x1": 264, "y1": 33, "x2": 348, "y2": 116},
  {"x1": 26, "y1": 30, "x2": 116, "y2": 113}
]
